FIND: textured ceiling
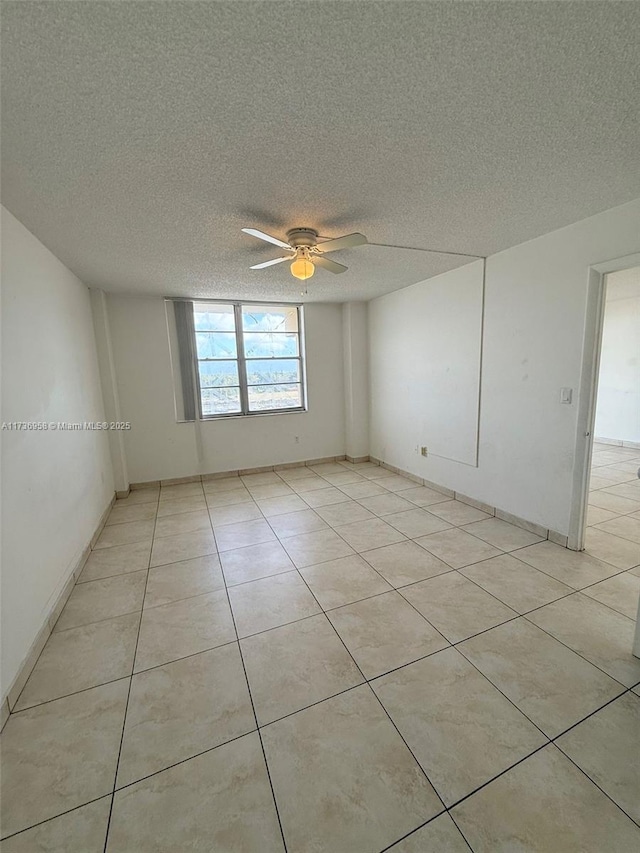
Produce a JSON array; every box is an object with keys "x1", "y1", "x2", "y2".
[{"x1": 2, "y1": 1, "x2": 640, "y2": 303}]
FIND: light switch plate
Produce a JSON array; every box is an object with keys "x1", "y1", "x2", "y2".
[{"x1": 560, "y1": 387, "x2": 573, "y2": 404}]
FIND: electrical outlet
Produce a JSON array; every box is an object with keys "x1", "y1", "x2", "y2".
[{"x1": 421, "y1": 446, "x2": 428, "y2": 457}]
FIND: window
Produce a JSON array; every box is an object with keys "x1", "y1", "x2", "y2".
[{"x1": 192, "y1": 302, "x2": 305, "y2": 418}]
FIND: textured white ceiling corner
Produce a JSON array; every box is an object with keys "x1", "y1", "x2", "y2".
[{"x1": 2, "y1": 1, "x2": 640, "y2": 302}]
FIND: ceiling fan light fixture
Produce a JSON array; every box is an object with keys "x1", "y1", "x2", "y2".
[
  {"x1": 242, "y1": 225, "x2": 366, "y2": 278},
  {"x1": 290, "y1": 254, "x2": 315, "y2": 281}
]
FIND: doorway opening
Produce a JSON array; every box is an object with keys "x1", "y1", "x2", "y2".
[
  {"x1": 571, "y1": 259, "x2": 640, "y2": 658},
  {"x1": 569, "y1": 254, "x2": 640, "y2": 556},
  {"x1": 585, "y1": 267, "x2": 640, "y2": 540}
]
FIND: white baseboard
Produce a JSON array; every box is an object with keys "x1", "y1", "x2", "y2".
[
  {"x1": 1, "y1": 493, "x2": 116, "y2": 730},
  {"x1": 594, "y1": 436, "x2": 640, "y2": 449},
  {"x1": 129, "y1": 455, "x2": 349, "y2": 490},
  {"x1": 369, "y1": 457, "x2": 569, "y2": 549}
]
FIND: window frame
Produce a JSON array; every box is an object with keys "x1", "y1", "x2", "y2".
[{"x1": 191, "y1": 300, "x2": 307, "y2": 420}]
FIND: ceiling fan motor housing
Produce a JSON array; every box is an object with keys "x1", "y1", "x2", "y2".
[{"x1": 286, "y1": 228, "x2": 319, "y2": 249}]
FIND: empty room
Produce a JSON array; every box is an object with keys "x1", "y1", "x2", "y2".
[{"x1": 1, "y1": 2, "x2": 639, "y2": 851}]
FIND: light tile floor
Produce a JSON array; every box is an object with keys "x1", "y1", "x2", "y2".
[{"x1": 2, "y1": 447, "x2": 640, "y2": 851}]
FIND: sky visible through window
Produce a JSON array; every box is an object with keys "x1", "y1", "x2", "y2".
[{"x1": 193, "y1": 303, "x2": 303, "y2": 416}]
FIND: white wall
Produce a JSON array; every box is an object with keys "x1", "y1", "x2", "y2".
[
  {"x1": 104, "y1": 295, "x2": 346, "y2": 482},
  {"x1": 594, "y1": 269, "x2": 640, "y2": 444},
  {"x1": 1, "y1": 207, "x2": 114, "y2": 700},
  {"x1": 343, "y1": 302, "x2": 370, "y2": 460},
  {"x1": 369, "y1": 199, "x2": 640, "y2": 535},
  {"x1": 370, "y1": 260, "x2": 484, "y2": 467},
  {"x1": 91, "y1": 289, "x2": 130, "y2": 492}
]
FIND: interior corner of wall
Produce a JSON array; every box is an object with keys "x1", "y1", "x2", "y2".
[{"x1": 90, "y1": 289, "x2": 130, "y2": 492}]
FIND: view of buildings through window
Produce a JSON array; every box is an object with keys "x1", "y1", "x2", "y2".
[{"x1": 193, "y1": 302, "x2": 305, "y2": 417}]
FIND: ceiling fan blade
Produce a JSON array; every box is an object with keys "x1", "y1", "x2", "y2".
[
  {"x1": 250, "y1": 255, "x2": 292, "y2": 270},
  {"x1": 313, "y1": 255, "x2": 348, "y2": 274},
  {"x1": 242, "y1": 227, "x2": 291, "y2": 249},
  {"x1": 316, "y1": 232, "x2": 367, "y2": 253}
]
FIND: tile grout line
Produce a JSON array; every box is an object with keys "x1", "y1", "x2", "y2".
[
  {"x1": 444, "y1": 640, "x2": 554, "y2": 744},
  {"x1": 0, "y1": 794, "x2": 114, "y2": 845},
  {"x1": 455, "y1": 624, "x2": 635, "y2": 732},
  {"x1": 227, "y1": 496, "x2": 550, "y2": 830},
  {"x1": 237, "y1": 498, "x2": 456, "y2": 827},
  {"x1": 366, "y1": 680, "x2": 451, "y2": 822},
  {"x1": 9, "y1": 676, "x2": 636, "y2": 845},
  {"x1": 223, "y1": 604, "x2": 290, "y2": 853},
  {"x1": 108, "y1": 727, "x2": 254, "y2": 797},
  {"x1": 287, "y1": 477, "x2": 422, "y2": 576},
  {"x1": 101, "y1": 488, "x2": 159, "y2": 853},
  {"x1": 377, "y1": 805, "x2": 476, "y2": 853},
  {"x1": 45, "y1": 596, "x2": 149, "y2": 636},
  {"x1": 15, "y1": 509, "x2": 639, "y2": 713},
  {"x1": 8, "y1": 470, "x2": 639, "y2": 847},
  {"x1": 259, "y1": 505, "x2": 383, "y2": 695},
  {"x1": 439, "y1": 740, "x2": 553, "y2": 814},
  {"x1": 261, "y1": 494, "x2": 456, "y2": 823},
  {"x1": 589, "y1": 523, "x2": 640, "y2": 547},
  {"x1": 8, "y1": 492, "x2": 159, "y2": 713},
  {"x1": 419, "y1": 560, "x2": 639, "y2": 695},
  {"x1": 9, "y1": 556, "x2": 637, "y2": 838},
  {"x1": 492, "y1": 544, "x2": 639, "y2": 588},
  {"x1": 210, "y1": 488, "x2": 290, "y2": 853},
  {"x1": 446, "y1": 740, "x2": 640, "y2": 833},
  {"x1": 14, "y1": 591, "x2": 639, "y2": 721},
  {"x1": 12, "y1": 674, "x2": 137, "y2": 716},
  {"x1": 445, "y1": 812, "x2": 476, "y2": 853},
  {"x1": 588, "y1": 501, "x2": 640, "y2": 519},
  {"x1": 455, "y1": 564, "x2": 640, "y2": 627},
  {"x1": 518, "y1": 611, "x2": 638, "y2": 692},
  {"x1": 347, "y1": 568, "x2": 602, "y2": 842},
  {"x1": 19, "y1": 485, "x2": 640, "y2": 704},
  {"x1": 553, "y1": 724, "x2": 640, "y2": 830}
]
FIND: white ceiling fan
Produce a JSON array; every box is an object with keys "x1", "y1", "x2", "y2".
[{"x1": 242, "y1": 227, "x2": 368, "y2": 280}]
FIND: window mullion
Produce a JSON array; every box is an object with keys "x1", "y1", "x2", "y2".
[{"x1": 235, "y1": 304, "x2": 249, "y2": 414}]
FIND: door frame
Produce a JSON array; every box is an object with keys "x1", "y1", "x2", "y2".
[{"x1": 568, "y1": 251, "x2": 640, "y2": 551}]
